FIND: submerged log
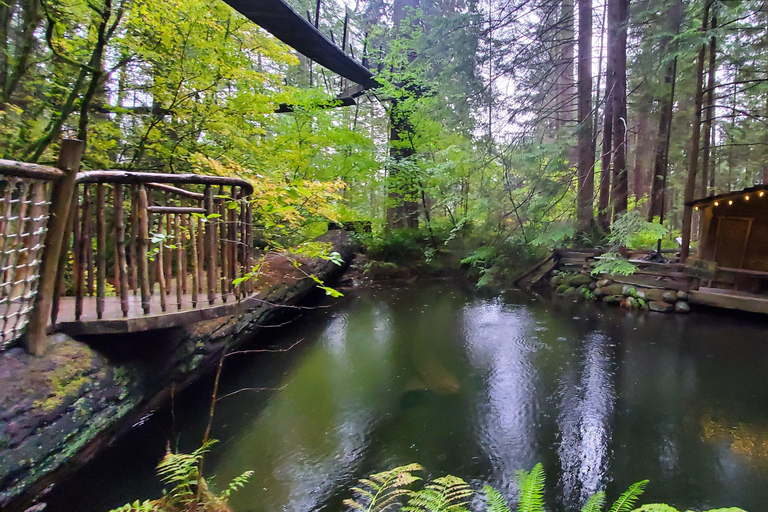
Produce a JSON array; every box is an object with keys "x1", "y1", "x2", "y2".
[{"x1": 0, "y1": 230, "x2": 357, "y2": 510}]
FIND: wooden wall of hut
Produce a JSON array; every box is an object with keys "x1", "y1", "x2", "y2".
[{"x1": 698, "y1": 198, "x2": 768, "y2": 271}]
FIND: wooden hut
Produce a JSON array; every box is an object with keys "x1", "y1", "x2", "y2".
[
  {"x1": 692, "y1": 184, "x2": 768, "y2": 272},
  {"x1": 687, "y1": 184, "x2": 768, "y2": 313}
]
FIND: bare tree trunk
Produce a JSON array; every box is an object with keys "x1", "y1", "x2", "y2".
[
  {"x1": 648, "y1": 0, "x2": 683, "y2": 221},
  {"x1": 1, "y1": 0, "x2": 41, "y2": 105},
  {"x1": 576, "y1": 0, "x2": 594, "y2": 231},
  {"x1": 681, "y1": 0, "x2": 711, "y2": 261},
  {"x1": 610, "y1": 0, "x2": 629, "y2": 221},
  {"x1": 597, "y1": 0, "x2": 616, "y2": 230},
  {"x1": 0, "y1": 0, "x2": 15, "y2": 93},
  {"x1": 700, "y1": 4, "x2": 717, "y2": 198}
]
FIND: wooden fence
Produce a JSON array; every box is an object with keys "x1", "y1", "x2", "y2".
[{"x1": 0, "y1": 140, "x2": 256, "y2": 355}]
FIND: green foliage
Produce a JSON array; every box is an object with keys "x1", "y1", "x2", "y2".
[
  {"x1": 483, "y1": 486, "x2": 511, "y2": 512},
  {"x1": 110, "y1": 440, "x2": 253, "y2": 512},
  {"x1": 344, "y1": 463, "x2": 423, "y2": 512},
  {"x1": 403, "y1": 475, "x2": 473, "y2": 512},
  {"x1": 581, "y1": 492, "x2": 606, "y2": 512},
  {"x1": 609, "y1": 480, "x2": 649, "y2": 512},
  {"x1": 515, "y1": 463, "x2": 546, "y2": 512}
]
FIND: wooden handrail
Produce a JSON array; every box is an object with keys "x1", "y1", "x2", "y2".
[
  {"x1": 0, "y1": 159, "x2": 67, "y2": 182},
  {"x1": 76, "y1": 170, "x2": 254, "y2": 196}
]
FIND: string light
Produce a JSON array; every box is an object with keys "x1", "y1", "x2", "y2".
[
  {"x1": 745, "y1": 195, "x2": 750, "y2": 201},
  {"x1": 760, "y1": 191, "x2": 765, "y2": 197},
  {"x1": 714, "y1": 201, "x2": 719, "y2": 206},
  {"x1": 694, "y1": 206, "x2": 699, "y2": 211},
  {"x1": 728, "y1": 200, "x2": 733, "y2": 205}
]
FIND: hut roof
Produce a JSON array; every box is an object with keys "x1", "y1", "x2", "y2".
[{"x1": 688, "y1": 183, "x2": 768, "y2": 208}]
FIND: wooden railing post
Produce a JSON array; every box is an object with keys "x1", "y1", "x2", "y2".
[{"x1": 25, "y1": 139, "x2": 84, "y2": 356}]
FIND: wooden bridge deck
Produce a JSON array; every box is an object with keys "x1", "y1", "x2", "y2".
[{"x1": 52, "y1": 290, "x2": 261, "y2": 336}]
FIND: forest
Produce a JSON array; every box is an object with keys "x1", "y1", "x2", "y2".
[{"x1": 3, "y1": 0, "x2": 767, "y2": 279}]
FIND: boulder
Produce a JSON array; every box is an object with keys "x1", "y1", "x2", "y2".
[
  {"x1": 677, "y1": 291, "x2": 689, "y2": 301},
  {"x1": 649, "y1": 300, "x2": 673, "y2": 313},
  {"x1": 551, "y1": 275, "x2": 564, "y2": 287},
  {"x1": 594, "y1": 287, "x2": 607, "y2": 297},
  {"x1": 635, "y1": 288, "x2": 647, "y2": 300},
  {"x1": 568, "y1": 274, "x2": 594, "y2": 287},
  {"x1": 622, "y1": 285, "x2": 637, "y2": 297},
  {"x1": 662, "y1": 290, "x2": 678, "y2": 303},
  {"x1": 645, "y1": 288, "x2": 665, "y2": 302},
  {"x1": 556, "y1": 284, "x2": 569, "y2": 294},
  {"x1": 602, "y1": 283, "x2": 626, "y2": 296},
  {"x1": 563, "y1": 287, "x2": 581, "y2": 297},
  {"x1": 596, "y1": 279, "x2": 612, "y2": 288},
  {"x1": 675, "y1": 301, "x2": 691, "y2": 313},
  {"x1": 588, "y1": 282, "x2": 597, "y2": 291},
  {"x1": 603, "y1": 295, "x2": 623, "y2": 305}
]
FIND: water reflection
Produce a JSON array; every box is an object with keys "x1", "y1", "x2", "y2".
[
  {"x1": 557, "y1": 331, "x2": 615, "y2": 506},
  {"x1": 44, "y1": 284, "x2": 768, "y2": 512}
]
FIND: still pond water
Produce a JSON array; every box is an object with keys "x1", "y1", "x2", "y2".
[{"x1": 48, "y1": 282, "x2": 768, "y2": 511}]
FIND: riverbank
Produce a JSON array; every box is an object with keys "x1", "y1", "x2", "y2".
[{"x1": 0, "y1": 230, "x2": 357, "y2": 511}]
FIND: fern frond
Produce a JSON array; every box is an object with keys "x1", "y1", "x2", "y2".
[
  {"x1": 515, "y1": 463, "x2": 546, "y2": 512},
  {"x1": 403, "y1": 475, "x2": 472, "y2": 512},
  {"x1": 108, "y1": 499, "x2": 156, "y2": 512},
  {"x1": 483, "y1": 485, "x2": 511, "y2": 512},
  {"x1": 344, "y1": 464, "x2": 423, "y2": 512},
  {"x1": 609, "y1": 480, "x2": 649, "y2": 512},
  {"x1": 219, "y1": 469, "x2": 254, "y2": 500},
  {"x1": 630, "y1": 505, "x2": 679, "y2": 512},
  {"x1": 581, "y1": 491, "x2": 606, "y2": 512}
]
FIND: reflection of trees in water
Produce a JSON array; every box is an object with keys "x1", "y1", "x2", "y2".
[
  {"x1": 215, "y1": 299, "x2": 397, "y2": 512},
  {"x1": 701, "y1": 414, "x2": 768, "y2": 461},
  {"x1": 556, "y1": 331, "x2": 616, "y2": 508},
  {"x1": 463, "y1": 300, "x2": 540, "y2": 497}
]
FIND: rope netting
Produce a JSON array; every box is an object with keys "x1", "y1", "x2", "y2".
[{"x1": 0, "y1": 178, "x2": 52, "y2": 350}]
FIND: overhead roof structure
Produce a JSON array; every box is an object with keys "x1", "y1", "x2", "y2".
[{"x1": 223, "y1": 0, "x2": 380, "y2": 90}]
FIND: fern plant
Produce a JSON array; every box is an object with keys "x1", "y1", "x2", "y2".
[
  {"x1": 344, "y1": 463, "x2": 423, "y2": 512},
  {"x1": 515, "y1": 463, "x2": 546, "y2": 512},
  {"x1": 483, "y1": 485, "x2": 511, "y2": 512},
  {"x1": 403, "y1": 475, "x2": 473, "y2": 512},
  {"x1": 109, "y1": 440, "x2": 253, "y2": 512}
]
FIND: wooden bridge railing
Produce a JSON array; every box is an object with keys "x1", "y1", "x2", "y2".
[
  {"x1": 0, "y1": 140, "x2": 258, "y2": 355},
  {"x1": 50, "y1": 171, "x2": 255, "y2": 326}
]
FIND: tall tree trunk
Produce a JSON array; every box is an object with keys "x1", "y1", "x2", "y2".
[
  {"x1": 681, "y1": 0, "x2": 711, "y2": 261},
  {"x1": 386, "y1": 0, "x2": 420, "y2": 229},
  {"x1": 0, "y1": 0, "x2": 15, "y2": 94},
  {"x1": 648, "y1": 0, "x2": 683, "y2": 221},
  {"x1": 700, "y1": 5, "x2": 717, "y2": 198},
  {"x1": 559, "y1": 0, "x2": 576, "y2": 129},
  {"x1": 1, "y1": 0, "x2": 41, "y2": 105},
  {"x1": 576, "y1": 0, "x2": 594, "y2": 231},
  {"x1": 597, "y1": 0, "x2": 616, "y2": 230},
  {"x1": 610, "y1": 0, "x2": 629, "y2": 221}
]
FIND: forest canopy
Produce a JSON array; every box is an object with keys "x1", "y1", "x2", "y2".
[{"x1": 1, "y1": 0, "x2": 766, "y2": 265}]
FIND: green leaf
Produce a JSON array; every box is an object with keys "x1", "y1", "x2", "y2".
[
  {"x1": 483, "y1": 485, "x2": 511, "y2": 512},
  {"x1": 581, "y1": 491, "x2": 606, "y2": 512},
  {"x1": 610, "y1": 480, "x2": 649, "y2": 512}
]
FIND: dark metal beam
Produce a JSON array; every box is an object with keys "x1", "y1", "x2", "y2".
[{"x1": 222, "y1": 0, "x2": 379, "y2": 89}]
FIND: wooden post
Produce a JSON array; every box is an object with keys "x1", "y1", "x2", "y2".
[
  {"x1": 25, "y1": 139, "x2": 84, "y2": 356},
  {"x1": 130, "y1": 185, "x2": 138, "y2": 294},
  {"x1": 204, "y1": 186, "x2": 216, "y2": 305},
  {"x1": 50, "y1": 196, "x2": 77, "y2": 326},
  {"x1": 74, "y1": 185, "x2": 88, "y2": 320},
  {"x1": 342, "y1": 13, "x2": 348, "y2": 52},
  {"x1": 96, "y1": 183, "x2": 106, "y2": 319},
  {"x1": 115, "y1": 184, "x2": 129, "y2": 317},
  {"x1": 189, "y1": 213, "x2": 199, "y2": 308},
  {"x1": 156, "y1": 214, "x2": 167, "y2": 313},
  {"x1": 218, "y1": 187, "x2": 228, "y2": 303},
  {"x1": 137, "y1": 184, "x2": 151, "y2": 314},
  {"x1": 314, "y1": 0, "x2": 320, "y2": 28},
  {"x1": 175, "y1": 213, "x2": 182, "y2": 310}
]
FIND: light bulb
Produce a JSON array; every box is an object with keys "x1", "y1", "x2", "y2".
[{"x1": 714, "y1": 201, "x2": 719, "y2": 206}]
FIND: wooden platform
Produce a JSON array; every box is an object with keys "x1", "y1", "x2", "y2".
[
  {"x1": 689, "y1": 287, "x2": 768, "y2": 315},
  {"x1": 53, "y1": 292, "x2": 261, "y2": 336}
]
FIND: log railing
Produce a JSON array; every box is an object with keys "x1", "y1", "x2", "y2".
[
  {"x1": 0, "y1": 158, "x2": 70, "y2": 351},
  {"x1": 0, "y1": 140, "x2": 260, "y2": 355},
  {"x1": 50, "y1": 171, "x2": 254, "y2": 324}
]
